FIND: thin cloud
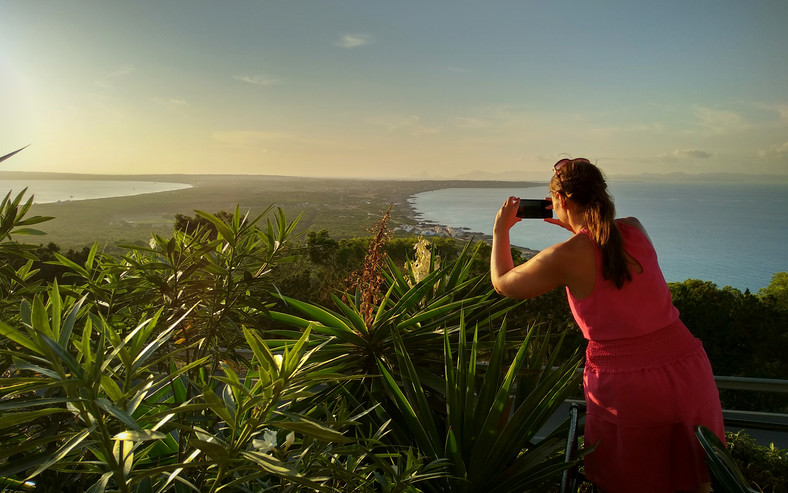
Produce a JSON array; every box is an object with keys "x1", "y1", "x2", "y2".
[
  {"x1": 368, "y1": 114, "x2": 440, "y2": 136},
  {"x1": 757, "y1": 141, "x2": 788, "y2": 161},
  {"x1": 212, "y1": 131, "x2": 296, "y2": 147},
  {"x1": 233, "y1": 74, "x2": 282, "y2": 87},
  {"x1": 453, "y1": 117, "x2": 490, "y2": 129},
  {"x1": 335, "y1": 33, "x2": 373, "y2": 48},
  {"x1": 658, "y1": 149, "x2": 714, "y2": 161},
  {"x1": 691, "y1": 105, "x2": 746, "y2": 135},
  {"x1": 95, "y1": 64, "x2": 136, "y2": 88},
  {"x1": 152, "y1": 97, "x2": 190, "y2": 108}
]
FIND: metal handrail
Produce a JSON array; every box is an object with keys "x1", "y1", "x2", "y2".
[{"x1": 714, "y1": 376, "x2": 788, "y2": 394}]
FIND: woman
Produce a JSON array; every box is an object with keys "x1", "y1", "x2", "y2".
[{"x1": 491, "y1": 158, "x2": 725, "y2": 493}]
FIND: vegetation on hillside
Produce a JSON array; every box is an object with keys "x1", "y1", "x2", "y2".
[
  {"x1": 1, "y1": 172, "x2": 786, "y2": 490},
  {"x1": 0, "y1": 193, "x2": 584, "y2": 492}
]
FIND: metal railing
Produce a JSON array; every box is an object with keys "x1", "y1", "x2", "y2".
[{"x1": 713, "y1": 375, "x2": 788, "y2": 433}]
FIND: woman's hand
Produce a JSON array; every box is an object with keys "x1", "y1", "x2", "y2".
[
  {"x1": 494, "y1": 196, "x2": 522, "y2": 234},
  {"x1": 543, "y1": 217, "x2": 574, "y2": 232},
  {"x1": 543, "y1": 195, "x2": 574, "y2": 232}
]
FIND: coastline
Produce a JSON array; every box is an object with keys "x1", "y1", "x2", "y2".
[
  {"x1": 16, "y1": 173, "x2": 544, "y2": 251},
  {"x1": 398, "y1": 191, "x2": 541, "y2": 259}
]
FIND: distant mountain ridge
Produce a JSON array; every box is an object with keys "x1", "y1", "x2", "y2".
[
  {"x1": 2, "y1": 169, "x2": 787, "y2": 184},
  {"x1": 452, "y1": 169, "x2": 788, "y2": 183}
]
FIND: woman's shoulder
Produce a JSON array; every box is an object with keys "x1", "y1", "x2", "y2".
[
  {"x1": 616, "y1": 216, "x2": 643, "y2": 229},
  {"x1": 616, "y1": 217, "x2": 653, "y2": 245},
  {"x1": 553, "y1": 230, "x2": 596, "y2": 258}
]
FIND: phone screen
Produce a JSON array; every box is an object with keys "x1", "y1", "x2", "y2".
[{"x1": 516, "y1": 199, "x2": 552, "y2": 219}]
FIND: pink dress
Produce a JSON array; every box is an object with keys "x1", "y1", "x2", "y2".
[{"x1": 567, "y1": 220, "x2": 725, "y2": 493}]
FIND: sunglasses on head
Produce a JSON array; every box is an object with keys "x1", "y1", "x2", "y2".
[{"x1": 553, "y1": 157, "x2": 591, "y2": 174}]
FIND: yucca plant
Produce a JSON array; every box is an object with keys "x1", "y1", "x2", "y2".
[
  {"x1": 270, "y1": 239, "x2": 518, "y2": 378},
  {"x1": 378, "y1": 315, "x2": 583, "y2": 491}
]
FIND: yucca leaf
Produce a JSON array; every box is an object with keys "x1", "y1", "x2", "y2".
[
  {"x1": 392, "y1": 331, "x2": 442, "y2": 448},
  {"x1": 330, "y1": 293, "x2": 369, "y2": 336},
  {"x1": 11, "y1": 358, "x2": 61, "y2": 380},
  {"x1": 274, "y1": 293, "x2": 354, "y2": 332},
  {"x1": 376, "y1": 359, "x2": 438, "y2": 458},
  {"x1": 395, "y1": 298, "x2": 482, "y2": 330},
  {"x1": 444, "y1": 428, "x2": 467, "y2": 490},
  {"x1": 0, "y1": 145, "x2": 29, "y2": 164}
]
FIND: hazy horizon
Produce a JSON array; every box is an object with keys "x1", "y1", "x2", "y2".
[{"x1": 3, "y1": 1, "x2": 787, "y2": 180}]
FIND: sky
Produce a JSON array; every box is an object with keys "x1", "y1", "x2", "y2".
[{"x1": 2, "y1": 0, "x2": 788, "y2": 180}]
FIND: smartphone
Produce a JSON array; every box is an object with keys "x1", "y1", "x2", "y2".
[{"x1": 516, "y1": 198, "x2": 552, "y2": 219}]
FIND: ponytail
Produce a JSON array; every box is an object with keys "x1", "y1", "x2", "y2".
[{"x1": 584, "y1": 195, "x2": 631, "y2": 289}]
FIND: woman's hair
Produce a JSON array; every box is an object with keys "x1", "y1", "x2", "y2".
[{"x1": 550, "y1": 159, "x2": 631, "y2": 289}]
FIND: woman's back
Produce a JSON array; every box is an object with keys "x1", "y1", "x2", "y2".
[{"x1": 567, "y1": 219, "x2": 680, "y2": 342}]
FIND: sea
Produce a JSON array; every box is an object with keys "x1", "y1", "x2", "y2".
[
  {"x1": 409, "y1": 181, "x2": 788, "y2": 293},
  {"x1": 0, "y1": 179, "x2": 191, "y2": 204}
]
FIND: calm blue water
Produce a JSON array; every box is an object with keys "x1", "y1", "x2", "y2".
[
  {"x1": 409, "y1": 182, "x2": 788, "y2": 292},
  {"x1": 0, "y1": 179, "x2": 191, "y2": 204}
]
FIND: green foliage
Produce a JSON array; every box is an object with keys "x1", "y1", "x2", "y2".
[
  {"x1": 726, "y1": 430, "x2": 788, "y2": 493},
  {"x1": 378, "y1": 319, "x2": 583, "y2": 492},
  {"x1": 0, "y1": 195, "x2": 584, "y2": 491},
  {"x1": 759, "y1": 272, "x2": 788, "y2": 311},
  {"x1": 669, "y1": 279, "x2": 788, "y2": 411}
]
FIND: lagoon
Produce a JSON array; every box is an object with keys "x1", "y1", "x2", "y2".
[
  {"x1": 409, "y1": 181, "x2": 788, "y2": 293},
  {"x1": 0, "y1": 179, "x2": 192, "y2": 204}
]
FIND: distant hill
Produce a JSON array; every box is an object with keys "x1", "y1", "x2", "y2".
[
  {"x1": 451, "y1": 169, "x2": 788, "y2": 184},
  {"x1": 606, "y1": 171, "x2": 788, "y2": 183}
]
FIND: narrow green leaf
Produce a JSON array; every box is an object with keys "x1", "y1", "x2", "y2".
[
  {"x1": 26, "y1": 428, "x2": 91, "y2": 480},
  {"x1": 0, "y1": 320, "x2": 40, "y2": 354},
  {"x1": 113, "y1": 430, "x2": 167, "y2": 441},
  {"x1": 202, "y1": 386, "x2": 234, "y2": 424},
  {"x1": 195, "y1": 210, "x2": 235, "y2": 246},
  {"x1": 59, "y1": 294, "x2": 85, "y2": 349},
  {"x1": 189, "y1": 438, "x2": 229, "y2": 462},
  {"x1": 31, "y1": 296, "x2": 53, "y2": 339},
  {"x1": 272, "y1": 417, "x2": 351, "y2": 443},
  {"x1": 96, "y1": 398, "x2": 141, "y2": 431},
  {"x1": 330, "y1": 293, "x2": 369, "y2": 336},
  {"x1": 40, "y1": 333, "x2": 83, "y2": 379},
  {"x1": 0, "y1": 408, "x2": 70, "y2": 429},
  {"x1": 52, "y1": 251, "x2": 90, "y2": 278},
  {"x1": 100, "y1": 375, "x2": 124, "y2": 402},
  {"x1": 376, "y1": 359, "x2": 438, "y2": 458},
  {"x1": 239, "y1": 450, "x2": 295, "y2": 476},
  {"x1": 274, "y1": 294, "x2": 354, "y2": 332}
]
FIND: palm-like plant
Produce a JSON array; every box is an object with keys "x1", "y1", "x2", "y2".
[
  {"x1": 380, "y1": 316, "x2": 583, "y2": 491},
  {"x1": 270, "y1": 239, "x2": 517, "y2": 377},
  {"x1": 271, "y1": 227, "x2": 584, "y2": 490}
]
